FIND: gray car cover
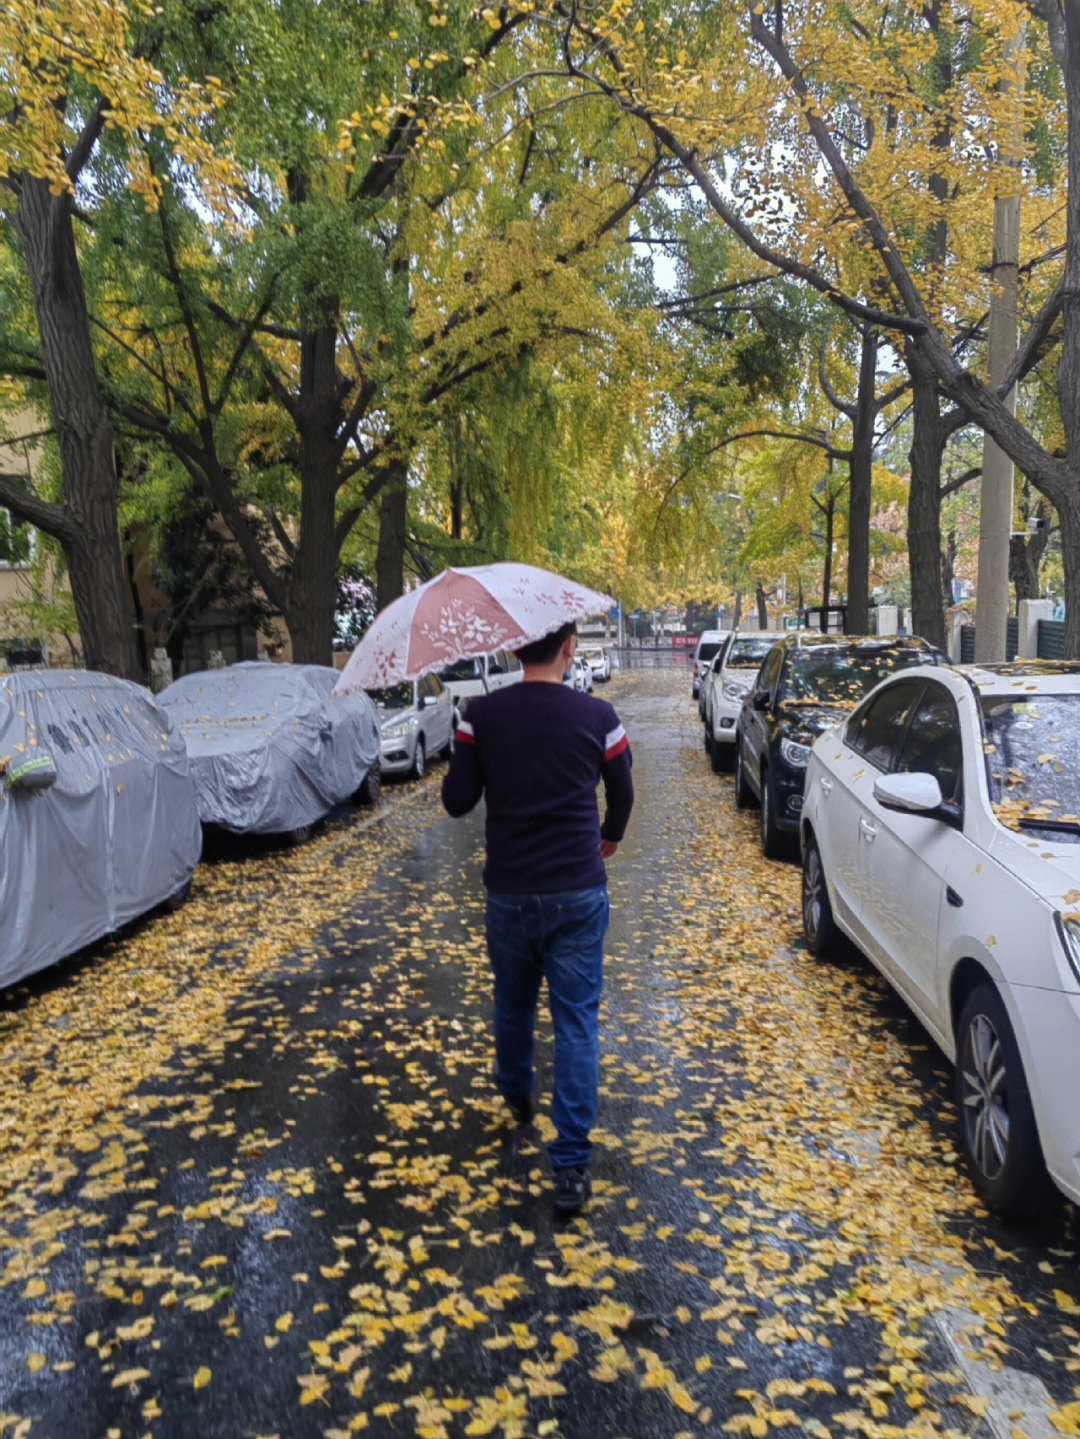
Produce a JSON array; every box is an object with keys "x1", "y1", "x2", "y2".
[
  {"x1": 0, "y1": 670, "x2": 202, "y2": 989},
  {"x1": 158, "y1": 663, "x2": 380, "y2": 834}
]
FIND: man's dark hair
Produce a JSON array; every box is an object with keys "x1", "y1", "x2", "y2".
[{"x1": 513, "y1": 621, "x2": 576, "y2": 667}]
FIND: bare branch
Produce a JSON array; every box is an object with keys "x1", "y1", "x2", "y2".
[
  {"x1": 0, "y1": 474, "x2": 73, "y2": 542},
  {"x1": 940, "y1": 465, "x2": 981, "y2": 498}
]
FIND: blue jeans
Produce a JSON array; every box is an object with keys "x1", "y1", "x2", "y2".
[{"x1": 485, "y1": 886, "x2": 610, "y2": 1170}]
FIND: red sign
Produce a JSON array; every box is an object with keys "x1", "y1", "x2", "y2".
[{"x1": 672, "y1": 634, "x2": 696, "y2": 647}]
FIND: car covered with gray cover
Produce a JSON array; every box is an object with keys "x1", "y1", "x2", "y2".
[
  {"x1": 0, "y1": 669, "x2": 201, "y2": 989},
  {"x1": 158, "y1": 663, "x2": 379, "y2": 836}
]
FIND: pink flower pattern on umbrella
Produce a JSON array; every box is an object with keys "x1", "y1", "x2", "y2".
[{"x1": 334, "y1": 564, "x2": 613, "y2": 693}]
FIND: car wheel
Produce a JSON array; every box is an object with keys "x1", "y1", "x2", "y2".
[
  {"x1": 413, "y1": 736, "x2": 426, "y2": 779},
  {"x1": 704, "y1": 723, "x2": 713, "y2": 754},
  {"x1": 710, "y1": 732, "x2": 725, "y2": 772},
  {"x1": 760, "y1": 769, "x2": 784, "y2": 858},
  {"x1": 288, "y1": 823, "x2": 314, "y2": 846},
  {"x1": 734, "y1": 740, "x2": 752, "y2": 809},
  {"x1": 358, "y1": 763, "x2": 381, "y2": 807},
  {"x1": 956, "y1": 982, "x2": 1054, "y2": 1218},
  {"x1": 801, "y1": 834, "x2": 836, "y2": 955}
]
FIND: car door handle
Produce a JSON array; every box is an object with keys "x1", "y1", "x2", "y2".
[
  {"x1": 858, "y1": 817, "x2": 877, "y2": 842},
  {"x1": 819, "y1": 777, "x2": 833, "y2": 797}
]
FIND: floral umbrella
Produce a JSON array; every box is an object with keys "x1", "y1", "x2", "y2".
[{"x1": 333, "y1": 563, "x2": 614, "y2": 693}]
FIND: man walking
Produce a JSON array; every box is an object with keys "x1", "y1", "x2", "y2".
[{"x1": 441, "y1": 622, "x2": 633, "y2": 1215}]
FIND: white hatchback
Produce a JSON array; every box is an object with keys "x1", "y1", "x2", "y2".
[{"x1": 800, "y1": 661, "x2": 1080, "y2": 1217}]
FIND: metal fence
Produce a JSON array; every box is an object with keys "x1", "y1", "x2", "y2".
[
  {"x1": 1037, "y1": 619, "x2": 1065, "y2": 659},
  {"x1": 959, "y1": 620, "x2": 1020, "y2": 663}
]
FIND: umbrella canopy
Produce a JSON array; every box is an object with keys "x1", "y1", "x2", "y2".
[{"x1": 334, "y1": 563, "x2": 614, "y2": 692}]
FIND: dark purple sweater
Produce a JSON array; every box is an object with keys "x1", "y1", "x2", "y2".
[{"x1": 441, "y1": 680, "x2": 634, "y2": 895}]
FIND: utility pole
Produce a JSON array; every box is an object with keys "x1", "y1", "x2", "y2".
[{"x1": 974, "y1": 23, "x2": 1024, "y2": 663}]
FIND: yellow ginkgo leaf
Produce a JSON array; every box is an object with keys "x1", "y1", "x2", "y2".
[{"x1": 193, "y1": 1366, "x2": 211, "y2": 1390}]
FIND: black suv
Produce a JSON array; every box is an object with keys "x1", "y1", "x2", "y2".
[{"x1": 734, "y1": 634, "x2": 945, "y2": 857}]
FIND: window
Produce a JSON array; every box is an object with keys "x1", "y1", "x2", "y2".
[
  {"x1": 847, "y1": 679, "x2": 924, "y2": 769},
  {"x1": 427, "y1": 674, "x2": 444, "y2": 696},
  {"x1": 487, "y1": 651, "x2": 508, "y2": 675},
  {"x1": 438, "y1": 657, "x2": 482, "y2": 681},
  {"x1": 980, "y1": 693, "x2": 1080, "y2": 828},
  {"x1": 755, "y1": 646, "x2": 784, "y2": 699},
  {"x1": 0, "y1": 510, "x2": 31, "y2": 566},
  {"x1": 896, "y1": 683, "x2": 963, "y2": 805},
  {"x1": 726, "y1": 636, "x2": 775, "y2": 669},
  {"x1": 506, "y1": 652, "x2": 521, "y2": 672}
]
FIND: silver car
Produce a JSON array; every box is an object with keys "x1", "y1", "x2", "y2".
[{"x1": 370, "y1": 673, "x2": 455, "y2": 778}]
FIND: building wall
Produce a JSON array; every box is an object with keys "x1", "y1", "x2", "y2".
[{"x1": 0, "y1": 408, "x2": 77, "y2": 667}]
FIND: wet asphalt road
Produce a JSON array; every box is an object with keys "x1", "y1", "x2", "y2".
[{"x1": 0, "y1": 654, "x2": 1078, "y2": 1439}]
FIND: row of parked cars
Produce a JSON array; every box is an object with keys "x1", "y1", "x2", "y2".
[{"x1": 695, "y1": 630, "x2": 1080, "y2": 1219}]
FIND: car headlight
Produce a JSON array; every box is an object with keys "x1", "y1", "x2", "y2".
[
  {"x1": 383, "y1": 717, "x2": 413, "y2": 739},
  {"x1": 780, "y1": 738, "x2": 812, "y2": 767},
  {"x1": 722, "y1": 681, "x2": 744, "y2": 700},
  {"x1": 1054, "y1": 912, "x2": 1080, "y2": 984}
]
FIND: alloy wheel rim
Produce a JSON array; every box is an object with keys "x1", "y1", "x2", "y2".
[
  {"x1": 961, "y1": 1013, "x2": 1009, "y2": 1181},
  {"x1": 761, "y1": 777, "x2": 770, "y2": 844},
  {"x1": 804, "y1": 847, "x2": 823, "y2": 938}
]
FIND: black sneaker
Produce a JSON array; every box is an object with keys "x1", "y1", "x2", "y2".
[
  {"x1": 552, "y1": 1166, "x2": 591, "y2": 1215},
  {"x1": 505, "y1": 1092, "x2": 536, "y2": 1126}
]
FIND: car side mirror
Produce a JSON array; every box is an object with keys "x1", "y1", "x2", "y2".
[
  {"x1": 752, "y1": 691, "x2": 771, "y2": 712},
  {"x1": 417, "y1": 694, "x2": 429, "y2": 709},
  {"x1": 873, "y1": 772, "x2": 960, "y2": 828},
  {"x1": 874, "y1": 772, "x2": 941, "y2": 812}
]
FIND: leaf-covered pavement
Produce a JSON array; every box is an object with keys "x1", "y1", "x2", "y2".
[{"x1": 0, "y1": 659, "x2": 1078, "y2": 1439}]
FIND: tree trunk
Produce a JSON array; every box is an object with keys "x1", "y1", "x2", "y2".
[
  {"x1": 450, "y1": 473, "x2": 464, "y2": 540},
  {"x1": 1009, "y1": 527, "x2": 1047, "y2": 603},
  {"x1": 733, "y1": 591, "x2": 743, "y2": 628},
  {"x1": 11, "y1": 178, "x2": 141, "y2": 679},
  {"x1": 756, "y1": 582, "x2": 768, "y2": 629},
  {"x1": 376, "y1": 464, "x2": 408, "y2": 611},
  {"x1": 821, "y1": 497, "x2": 833, "y2": 610},
  {"x1": 905, "y1": 342, "x2": 947, "y2": 649},
  {"x1": 847, "y1": 327, "x2": 877, "y2": 634},
  {"x1": 1058, "y1": 3, "x2": 1080, "y2": 657},
  {"x1": 286, "y1": 321, "x2": 345, "y2": 664},
  {"x1": 941, "y1": 526, "x2": 957, "y2": 609}
]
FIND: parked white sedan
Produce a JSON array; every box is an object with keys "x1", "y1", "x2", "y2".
[
  {"x1": 704, "y1": 632, "x2": 774, "y2": 771},
  {"x1": 800, "y1": 661, "x2": 1080, "y2": 1217}
]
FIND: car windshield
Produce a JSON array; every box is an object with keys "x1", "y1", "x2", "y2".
[
  {"x1": 369, "y1": 683, "x2": 414, "y2": 710},
  {"x1": 785, "y1": 647, "x2": 928, "y2": 708},
  {"x1": 438, "y1": 657, "x2": 482, "y2": 681},
  {"x1": 726, "y1": 637, "x2": 774, "y2": 668},
  {"x1": 980, "y1": 693, "x2": 1080, "y2": 837}
]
